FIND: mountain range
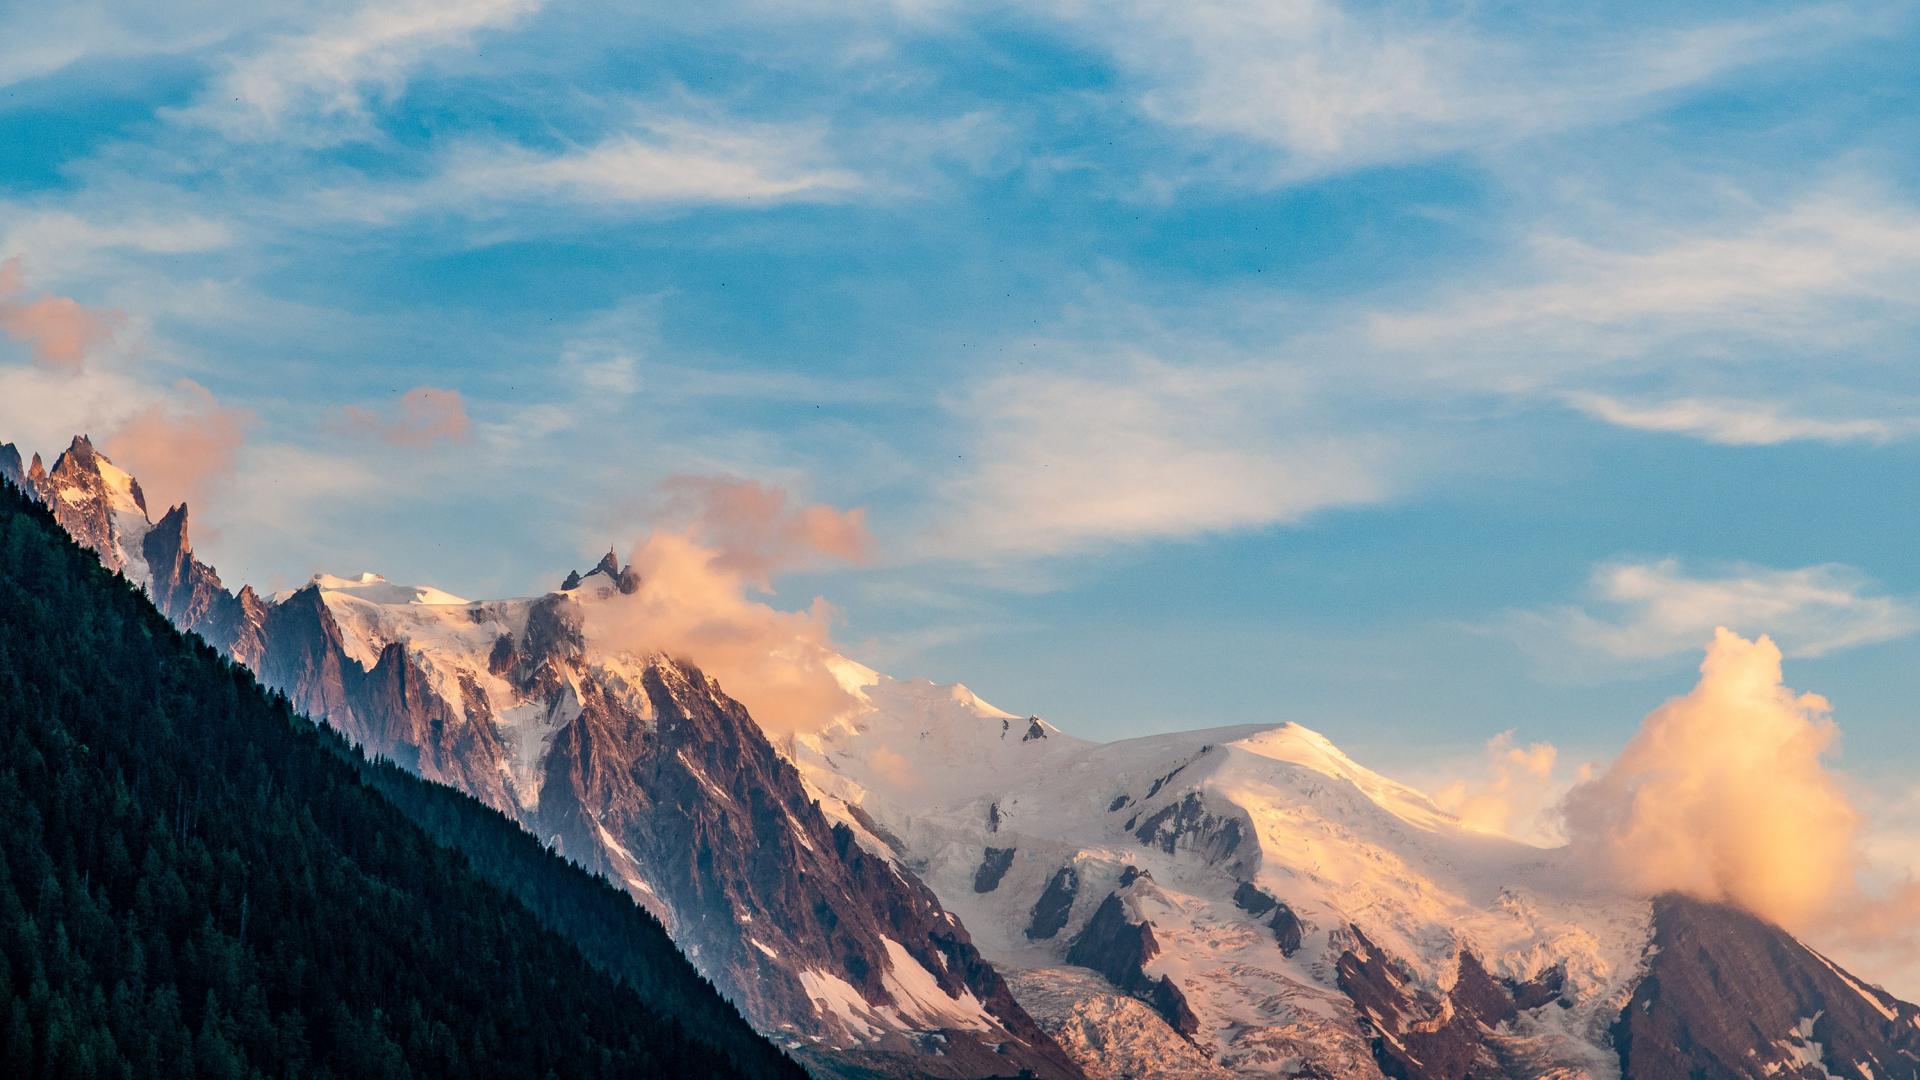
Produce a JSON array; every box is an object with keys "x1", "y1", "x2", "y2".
[
  {"x1": 7, "y1": 433, "x2": 1919, "y2": 1080},
  {"x1": 0, "y1": 450, "x2": 801, "y2": 1078}
]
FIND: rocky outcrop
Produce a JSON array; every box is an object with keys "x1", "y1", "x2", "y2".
[
  {"x1": 1064, "y1": 891, "x2": 1199, "y2": 1039},
  {"x1": 1231, "y1": 882, "x2": 1304, "y2": 956},
  {"x1": 974, "y1": 847, "x2": 1016, "y2": 893},
  {"x1": 1334, "y1": 928, "x2": 1579, "y2": 1080},
  {"x1": 19, "y1": 436, "x2": 144, "y2": 573},
  {"x1": 1614, "y1": 894, "x2": 1920, "y2": 1080},
  {"x1": 140, "y1": 503, "x2": 259, "y2": 657},
  {"x1": 1027, "y1": 865, "x2": 1080, "y2": 940},
  {"x1": 1129, "y1": 791, "x2": 1252, "y2": 873}
]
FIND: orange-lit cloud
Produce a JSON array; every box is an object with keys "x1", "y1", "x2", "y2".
[
  {"x1": 1434, "y1": 732, "x2": 1566, "y2": 843},
  {"x1": 338, "y1": 385, "x2": 470, "y2": 447},
  {"x1": 658, "y1": 475, "x2": 871, "y2": 586},
  {"x1": 0, "y1": 257, "x2": 122, "y2": 372},
  {"x1": 584, "y1": 531, "x2": 857, "y2": 738},
  {"x1": 580, "y1": 479, "x2": 873, "y2": 738},
  {"x1": 103, "y1": 380, "x2": 253, "y2": 513},
  {"x1": 1562, "y1": 628, "x2": 1859, "y2": 930}
]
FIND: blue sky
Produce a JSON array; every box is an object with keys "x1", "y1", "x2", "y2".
[{"x1": 3, "y1": 0, "x2": 1920, "y2": 818}]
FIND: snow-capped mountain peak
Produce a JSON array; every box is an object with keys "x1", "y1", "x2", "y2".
[{"x1": 301, "y1": 570, "x2": 471, "y2": 607}]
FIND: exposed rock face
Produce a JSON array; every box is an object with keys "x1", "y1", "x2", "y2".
[
  {"x1": 1337, "y1": 929, "x2": 1491, "y2": 1080},
  {"x1": 1614, "y1": 894, "x2": 1920, "y2": 1080},
  {"x1": 1028, "y1": 865, "x2": 1080, "y2": 940},
  {"x1": 1129, "y1": 791, "x2": 1252, "y2": 873},
  {"x1": 1334, "y1": 927, "x2": 1581, "y2": 1080},
  {"x1": 1064, "y1": 891, "x2": 1199, "y2": 1038},
  {"x1": 975, "y1": 847, "x2": 1017, "y2": 893},
  {"x1": 140, "y1": 503, "x2": 261, "y2": 658},
  {"x1": 1231, "y1": 882, "x2": 1303, "y2": 956},
  {"x1": 530, "y1": 657, "x2": 1080, "y2": 1079},
  {"x1": 16, "y1": 436, "x2": 148, "y2": 573}
]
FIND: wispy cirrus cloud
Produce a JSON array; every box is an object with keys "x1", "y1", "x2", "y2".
[
  {"x1": 1500, "y1": 558, "x2": 1920, "y2": 668},
  {"x1": 435, "y1": 117, "x2": 864, "y2": 208},
  {"x1": 1564, "y1": 391, "x2": 1913, "y2": 446},
  {"x1": 1040, "y1": 0, "x2": 1866, "y2": 180},
  {"x1": 172, "y1": 0, "x2": 542, "y2": 143},
  {"x1": 1370, "y1": 186, "x2": 1920, "y2": 376}
]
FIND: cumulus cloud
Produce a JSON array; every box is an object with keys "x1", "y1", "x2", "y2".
[
  {"x1": 1505, "y1": 559, "x2": 1919, "y2": 667},
  {"x1": 337, "y1": 386, "x2": 471, "y2": 448},
  {"x1": 0, "y1": 257, "x2": 123, "y2": 371},
  {"x1": 102, "y1": 379, "x2": 254, "y2": 514},
  {"x1": 1433, "y1": 732, "x2": 1569, "y2": 844},
  {"x1": 1562, "y1": 628, "x2": 1858, "y2": 930},
  {"x1": 936, "y1": 355, "x2": 1390, "y2": 557},
  {"x1": 581, "y1": 479, "x2": 874, "y2": 737},
  {"x1": 1564, "y1": 391, "x2": 1909, "y2": 446}
]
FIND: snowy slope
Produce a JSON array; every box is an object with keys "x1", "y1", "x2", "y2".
[{"x1": 796, "y1": 671, "x2": 1653, "y2": 1078}]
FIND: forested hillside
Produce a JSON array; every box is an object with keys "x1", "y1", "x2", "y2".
[{"x1": 0, "y1": 479, "x2": 802, "y2": 1079}]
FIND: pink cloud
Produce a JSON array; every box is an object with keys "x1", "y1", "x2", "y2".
[
  {"x1": 0, "y1": 257, "x2": 122, "y2": 372},
  {"x1": 337, "y1": 385, "x2": 471, "y2": 448},
  {"x1": 657, "y1": 475, "x2": 870, "y2": 587},
  {"x1": 103, "y1": 380, "x2": 253, "y2": 513},
  {"x1": 578, "y1": 478, "x2": 874, "y2": 737}
]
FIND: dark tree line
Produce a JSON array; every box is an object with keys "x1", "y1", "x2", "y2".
[{"x1": 0, "y1": 479, "x2": 804, "y2": 1079}]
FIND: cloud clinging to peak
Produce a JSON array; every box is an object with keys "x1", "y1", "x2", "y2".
[
  {"x1": 582, "y1": 477, "x2": 875, "y2": 738},
  {"x1": 1564, "y1": 628, "x2": 1857, "y2": 930}
]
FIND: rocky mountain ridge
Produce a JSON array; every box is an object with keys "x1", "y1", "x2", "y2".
[
  {"x1": 1, "y1": 437, "x2": 1080, "y2": 1080},
  {"x1": 10, "y1": 434, "x2": 1919, "y2": 1080}
]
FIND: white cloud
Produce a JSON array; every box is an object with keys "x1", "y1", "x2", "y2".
[
  {"x1": 1370, "y1": 187, "x2": 1920, "y2": 376},
  {"x1": 1506, "y1": 559, "x2": 1920, "y2": 665},
  {"x1": 0, "y1": 1, "x2": 300, "y2": 89},
  {"x1": 931, "y1": 353, "x2": 1391, "y2": 557},
  {"x1": 1041, "y1": 0, "x2": 1859, "y2": 178},
  {"x1": 436, "y1": 118, "x2": 863, "y2": 207},
  {"x1": 0, "y1": 209, "x2": 234, "y2": 283},
  {"x1": 1564, "y1": 391, "x2": 1911, "y2": 446},
  {"x1": 174, "y1": 0, "x2": 540, "y2": 142}
]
